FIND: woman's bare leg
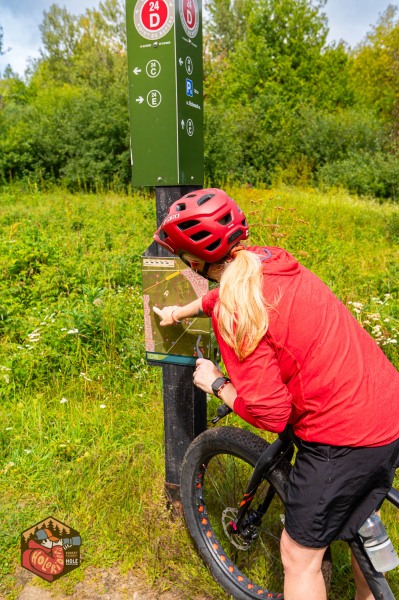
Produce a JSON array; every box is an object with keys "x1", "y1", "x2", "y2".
[{"x1": 280, "y1": 529, "x2": 328, "y2": 600}]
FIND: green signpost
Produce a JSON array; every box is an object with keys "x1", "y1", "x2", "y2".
[
  {"x1": 126, "y1": 0, "x2": 203, "y2": 186},
  {"x1": 126, "y1": 0, "x2": 206, "y2": 505}
]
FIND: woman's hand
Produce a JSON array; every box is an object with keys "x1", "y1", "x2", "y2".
[
  {"x1": 193, "y1": 358, "x2": 224, "y2": 395},
  {"x1": 153, "y1": 305, "x2": 181, "y2": 326},
  {"x1": 153, "y1": 298, "x2": 204, "y2": 326}
]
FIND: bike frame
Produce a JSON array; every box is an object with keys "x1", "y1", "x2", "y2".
[{"x1": 229, "y1": 428, "x2": 399, "y2": 600}]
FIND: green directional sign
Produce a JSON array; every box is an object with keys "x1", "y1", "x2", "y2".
[{"x1": 126, "y1": 0, "x2": 203, "y2": 186}]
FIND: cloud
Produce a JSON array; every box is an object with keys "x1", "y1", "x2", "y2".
[
  {"x1": 325, "y1": 0, "x2": 393, "y2": 47},
  {"x1": 0, "y1": 0, "x2": 100, "y2": 76}
]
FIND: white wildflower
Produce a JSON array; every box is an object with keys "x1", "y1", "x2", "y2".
[
  {"x1": 80, "y1": 372, "x2": 92, "y2": 382},
  {"x1": 67, "y1": 328, "x2": 79, "y2": 335},
  {"x1": 99, "y1": 404, "x2": 106, "y2": 409},
  {"x1": 24, "y1": 449, "x2": 32, "y2": 454},
  {"x1": 60, "y1": 398, "x2": 68, "y2": 404}
]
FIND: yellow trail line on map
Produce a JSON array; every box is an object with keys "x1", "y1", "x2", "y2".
[{"x1": 142, "y1": 270, "x2": 182, "y2": 293}]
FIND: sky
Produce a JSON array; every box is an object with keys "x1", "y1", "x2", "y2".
[{"x1": 0, "y1": 0, "x2": 397, "y2": 78}]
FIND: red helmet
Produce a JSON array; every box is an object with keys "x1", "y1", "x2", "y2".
[{"x1": 154, "y1": 188, "x2": 249, "y2": 263}]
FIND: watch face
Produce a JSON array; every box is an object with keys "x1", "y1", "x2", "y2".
[{"x1": 211, "y1": 377, "x2": 226, "y2": 394}]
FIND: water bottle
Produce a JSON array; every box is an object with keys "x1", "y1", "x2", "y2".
[{"x1": 358, "y1": 512, "x2": 399, "y2": 572}]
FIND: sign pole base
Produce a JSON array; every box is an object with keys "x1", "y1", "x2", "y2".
[{"x1": 155, "y1": 186, "x2": 207, "y2": 503}]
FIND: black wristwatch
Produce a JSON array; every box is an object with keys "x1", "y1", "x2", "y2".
[{"x1": 211, "y1": 376, "x2": 231, "y2": 398}]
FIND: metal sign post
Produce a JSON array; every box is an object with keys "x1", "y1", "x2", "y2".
[{"x1": 126, "y1": 0, "x2": 206, "y2": 505}]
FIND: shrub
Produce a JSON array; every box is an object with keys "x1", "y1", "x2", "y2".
[{"x1": 317, "y1": 152, "x2": 399, "y2": 200}]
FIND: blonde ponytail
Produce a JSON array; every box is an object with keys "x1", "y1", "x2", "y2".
[{"x1": 216, "y1": 250, "x2": 271, "y2": 361}]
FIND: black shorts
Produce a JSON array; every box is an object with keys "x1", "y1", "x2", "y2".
[{"x1": 285, "y1": 436, "x2": 399, "y2": 548}]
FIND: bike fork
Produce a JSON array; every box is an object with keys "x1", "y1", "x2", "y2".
[{"x1": 233, "y1": 432, "x2": 294, "y2": 531}]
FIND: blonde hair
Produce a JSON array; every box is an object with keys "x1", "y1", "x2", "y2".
[{"x1": 216, "y1": 250, "x2": 271, "y2": 361}]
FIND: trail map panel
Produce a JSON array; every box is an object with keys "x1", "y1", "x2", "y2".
[{"x1": 142, "y1": 256, "x2": 215, "y2": 365}]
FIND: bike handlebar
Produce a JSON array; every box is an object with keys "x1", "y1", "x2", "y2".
[{"x1": 212, "y1": 403, "x2": 233, "y2": 424}]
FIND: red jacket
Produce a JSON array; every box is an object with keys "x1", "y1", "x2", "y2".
[
  {"x1": 202, "y1": 246, "x2": 399, "y2": 447},
  {"x1": 22, "y1": 540, "x2": 65, "y2": 581}
]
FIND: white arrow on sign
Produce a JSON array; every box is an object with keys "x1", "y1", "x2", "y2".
[
  {"x1": 181, "y1": 119, "x2": 185, "y2": 129},
  {"x1": 136, "y1": 96, "x2": 144, "y2": 104},
  {"x1": 179, "y1": 58, "x2": 183, "y2": 66},
  {"x1": 133, "y1": 67, "x2": 142, "y2": 75}
]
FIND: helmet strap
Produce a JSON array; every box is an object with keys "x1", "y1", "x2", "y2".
[{"x1": 201, "y1": 262, "x2": 219, "y2": 282}]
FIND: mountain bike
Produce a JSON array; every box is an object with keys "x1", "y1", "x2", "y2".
[{"x1": 180, "y1": 412, "x2": 399, "y2": 599}]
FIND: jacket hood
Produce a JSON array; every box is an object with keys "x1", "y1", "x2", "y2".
[{"x1": 248, "y1": 246, "x2": 301, "y2": 276}]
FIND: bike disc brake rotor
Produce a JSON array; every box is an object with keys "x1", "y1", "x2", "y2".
[{"x1": 221, "y1": 508, "x2": 254, "y2": 551}]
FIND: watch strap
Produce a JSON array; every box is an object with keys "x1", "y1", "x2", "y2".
[{"x1": 211, "y1": 377, "x2": 231, "y2": 398}]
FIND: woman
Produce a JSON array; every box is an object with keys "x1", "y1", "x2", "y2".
[{"x1": 153, "y1": 188, "x2": 399, "y2": 600}]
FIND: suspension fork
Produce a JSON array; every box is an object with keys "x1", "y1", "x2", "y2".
[{"x1": 233, "y1": 428, "x2": 294, "y2": 531}]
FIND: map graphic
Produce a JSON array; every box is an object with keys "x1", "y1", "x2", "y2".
[{"x1": 142, "y1": 256, "x2": 217, "y2": 365}]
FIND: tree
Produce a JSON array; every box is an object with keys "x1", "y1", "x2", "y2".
[
  {"x1": 351, "y1": 5, "x2": 399, "y2": 140},
  {"x1": 203, "y1": 0, "x2": 356, "y2": 184}
]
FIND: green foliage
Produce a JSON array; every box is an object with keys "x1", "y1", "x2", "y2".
[
  {"x1": 351, "y1": 6, "x2": 399, "y2": 135},
  {"x1": 203, "y1": 0, "x2": 398, "y2": 193},
  {"x1": 0, "y1": 1, "x2": 129, "y2": 190},
  {"x1": 317, "y1": 151, "x2": 399, "y2": 200}
]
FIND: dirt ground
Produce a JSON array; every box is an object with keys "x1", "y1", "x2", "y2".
[{"x1": 5, "y1": 566, "x2": 204, "y2": 600}]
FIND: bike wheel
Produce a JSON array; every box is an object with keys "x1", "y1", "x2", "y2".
[{"x1": 181, "y1": 426, "x2": 292, "y2": 599}]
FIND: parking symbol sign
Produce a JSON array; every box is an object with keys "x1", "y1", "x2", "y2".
[{"x1": 186, "y1": 78, "x2": 193, "y2": 97}]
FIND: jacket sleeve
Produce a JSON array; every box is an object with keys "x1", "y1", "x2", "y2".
[
  {"x1": 201, "y1": 288, "x2": 219, "y2": 316},
  {"x1": 216, "y1": 329, "x2": 292, "y2": 433}
]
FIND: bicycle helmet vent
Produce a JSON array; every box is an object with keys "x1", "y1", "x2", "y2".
[
  {"x1": 177, "y1": 219, "x2": 200, "y2": 231},
  {"x1": 154, "y1": 188, "x2": 249, "y2": 262},
  {"x1": 197, "y1": 193, "x2": 215, "y2": 205}
]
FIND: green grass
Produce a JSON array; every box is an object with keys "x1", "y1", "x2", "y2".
[{"x1": 0, "y1": 184, "x2": 399, "y2": 599}]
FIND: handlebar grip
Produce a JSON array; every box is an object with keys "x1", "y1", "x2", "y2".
[
  {"x1": 217, "y1": 404, "x2": 233, "y2": 417},
  {"x1": 211, "y1": 403, "x2": 233, "y2": 424}
]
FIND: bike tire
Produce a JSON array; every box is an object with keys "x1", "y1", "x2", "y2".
[{"x1": 181, "y1": 426, "x2": 331, "y2": 599}]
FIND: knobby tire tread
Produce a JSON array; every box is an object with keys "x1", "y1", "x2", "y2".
[{"x1": 181, "y1": 427, "x2": 294, "y2": 599}]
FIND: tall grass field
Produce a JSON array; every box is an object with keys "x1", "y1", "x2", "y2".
[{"x1": 1, "y1": 184, "x2": 399, "y2": 599}]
